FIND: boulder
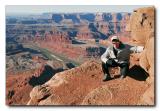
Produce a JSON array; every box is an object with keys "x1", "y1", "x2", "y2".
[
  {"x1": 127, "y1": 7, "x2": 155, "y2": 105},
  {"x1": 126, "y1": 7, "x2": 154, "y2": 46}
]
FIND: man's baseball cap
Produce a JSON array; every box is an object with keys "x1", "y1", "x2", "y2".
[{"x1": 111, "y1": 36, "x2": 119, "y2": 42}]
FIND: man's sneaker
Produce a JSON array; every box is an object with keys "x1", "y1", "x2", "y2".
[{"x1": 103, "y1": 74, "x2": 112, "y2": 81}]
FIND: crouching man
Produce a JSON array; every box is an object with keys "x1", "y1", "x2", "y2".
[{"x1": 101, "y1": 36, "x2": 144, "y2": 81}]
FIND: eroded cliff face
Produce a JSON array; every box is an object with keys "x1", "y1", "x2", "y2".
[
  {"x1": 6, "y1": 65, "x2": 44, "y2": 105},
  {"x1": 126, "y1": 6, "x2": 155, "y2": 105},
  {"x1": 27, "y1": 7, "x2": 155, "y2": 105}
]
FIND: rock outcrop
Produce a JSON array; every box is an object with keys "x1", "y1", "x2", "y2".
[
  {"x1": 27, "y1": 60, "x2": 149, "y2": 105},
  {"x1": 126, "y1": 6, "x2": 155, "y2": 105},
  {"x1": 27, "y1": 7, "x2": 154, "y2": 105}
]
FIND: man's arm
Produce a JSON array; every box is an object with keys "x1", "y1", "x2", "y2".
[
  {"x1": 130, "y1": 46, "x2": 144, "y2": 53},
  {"x1": 101, "y1": 48, "x2": 110, "y2": 63}
]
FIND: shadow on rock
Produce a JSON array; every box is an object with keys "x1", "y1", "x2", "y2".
[
  {"x1": 128, "y1": 65, "x2": 149, "y2": 81},
  {"x1": 29, "y1": 65, "x2": 64, "y2": 87}
]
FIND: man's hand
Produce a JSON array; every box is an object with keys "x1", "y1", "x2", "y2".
[
  {"x1": 106, "y1": 58, "x2": 117, "y2": 65},
  {"x1": 137, "y1": 46, "x2": 144, "y2": 52},
  {"x1": 130, "y1": 46, "x2": 144, "y2": 53}
]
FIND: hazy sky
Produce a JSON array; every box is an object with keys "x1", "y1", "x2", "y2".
[{"x1": 6, "y1": 5, "x2": 151, "y2": 14}]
